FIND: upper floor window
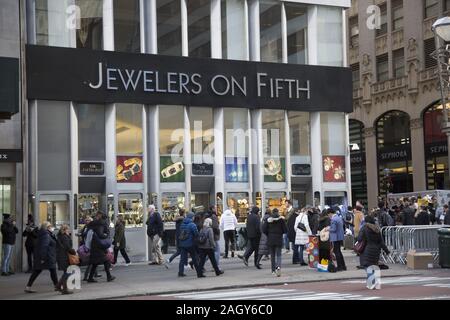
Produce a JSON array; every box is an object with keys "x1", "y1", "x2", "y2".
[
  {"x1": 351, "y1": 63, "x2": 360, "y2": 90},
  {"x1": 424, "y1": 37, "x2": 437, "y2": 69},
  {"x1": 392, "y1": 0, "x2": 403, "y2": 31},
  {"x1": 376, "y1": 54, "x2": 389, "y2": 82},
  {"x1": 424, "y1": 0, "x2": 439, "y2": 19},
  {"x1": 286, "y1": 3, "x2": 307, "y2": 64},
  {"x1": 445, "y1": 0, "x2": 450, "y2": 12},
  {"x1": 114, "y1": 0, "x2": 140, "y2": 53},
  {"x1": 260, "y1": 0, "x2": 282, "y2": 63},
  {"x1": 376, "y1": 3, "x2": 387, "y2": 37},
  {"x1": 157, "y1": 0, "x2": 182, "y2": 56},
  {"x1": 349, "y1": 16, "x2": 359, "y2": 47},
  {"x1": 188, "y1": 0, "x2": 211, "y2": 58},
  {"x1": 393, "y1": 48, "x2": 405, "y2": 78}
]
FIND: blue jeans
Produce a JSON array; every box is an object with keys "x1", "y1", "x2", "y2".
[
  {"x1": 283, "y1": 234, "x2": 290, "y2": 250},
  {"x1": 298, "y1": 244, "x2": 305, "y2": 264},
  {"x1": 292, "y1": 243, "x2": 300, "y2": 264},
  {"x1": 214, "y1": 241, "x2": 220, "y2": 266},
  {"x1": 1, "y1": 244, "x2": 13, "y2": 273},
  {"x1": 179, "y1": 247, "x2": 201, "y2": 276},
  {"x1": 269, "y1": 245, "x2": 282, "y2": 272}
]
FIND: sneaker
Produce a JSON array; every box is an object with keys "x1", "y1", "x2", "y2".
[
  {"x1": 237, "y1": 254, "x2": 244, "y2": 260},
  {"x1": 125, "y1": 262, "x2": 131, "y2": 266},
  {"x1": 300, "y1": 262, "x2": 308, "y2": 266},
  {"x1": 54, "y1": 286, "x2": 62, "y2": 292},
  {"x1": 164, "y1": 262, "x2": 169, "y2": 269},
  {"x1": 24, "y1": 286, "x2": 36, "y2": 293},
  {"x1": 107, "y1": 276, "x2": 116, "y2": 282},
  {"x1": 148, "y1": 261, "x2": 158, "y2": 265},
  {"x1": 166, "y1": 259, "x2": 172, "y2": 264},
  {"x1": 271, "y1": 271, "x2": 276, "y2": 275},
  {"x1": 275, "y1": 267, "x2": 281, "y2": 277},
  {"x1": 94, "y1": 274, "x2": 102, "y2": 278}
]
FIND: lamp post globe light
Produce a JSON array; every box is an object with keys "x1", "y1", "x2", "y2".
[{"x1": 431, "y1": 17, "x2": 450, "y2": 181}]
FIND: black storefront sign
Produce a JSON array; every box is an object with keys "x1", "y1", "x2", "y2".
[
  {"x1": 425, "y1": 141, "x2": 448, "y2": 158},
  {"x1": 350, "y1": 153, "x2": 365, "y2": 166},
  {"x1": 26, "y1": 45, "x2": 352, "y2": 112},
  {"x1": 378, "y1": 145, "x2": 411, "y2": 163},
  {"x1": 0, "y1": 149, "x2": 22, "y2": 162},
  {"x1": 292, "y1": 164, "x2": 311, "y2": 176},
  {"x1": 0, "y1": 57, "x2": 19, "y2": 117},
  {"x1": 80, "y1": 162, "x2": 105, "y2": 175},
  {"x1": 192, "y1": 163, "x2": 214, "y2": 176}
]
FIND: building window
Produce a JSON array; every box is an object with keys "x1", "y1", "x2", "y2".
[
  {"x1": 424, "y1": 0, "x2": 439, "y2": 19},
  {"x1": 423, "y1": 102, "x2": 450, "y2": 189},
  {"x1": 392, "y1": 0, "x2": 403, "y2": 31},
  {"x1": 35, "y1": 0, "x2": 71, "y2": 47},
  {"x1": 260, "y1": 0, "x2": 282, "y2": 63},
  {"x1": 349, "y1": 120, "x2": 367, "y2": 206},
  {"x1": 393, "y1": 49, "x2": 405, "y2": 78},
  {"x1": 75, "y1": 0, "x2": 103, "y2": 49},
  {"x1": 376, "y1": 3, "x2": 387, "y2": 37},
  {"x1": 376, "y1": 54, "x2": 389, "y2": 82},
  {"x1": 157, "y1": 0, "x2": 182, "y2": 56},
  {"x1": 288, "y1": 112, "x2": 310, "y2": 165},
  {"x1": 349, "y1": 16, "x2": 359, "y2": 47},
  {"x1": 77, "y1": 104, "x2": 105, "y2": 161},
  {"x1": 114, "y1": 0, "x2": 140, "y2": 53},
  {"x1": 188, "y1": 0, "x2": 211, "y2": 58},
  {"x1": 189, "y1": 107, "x2": 214, "y2": 165},
  {"x1": 317, "y1": 6, "x2": 343, "y2": 67},
  {"x1": 321, "y1": 113, "x2": 346, "y2": 156},
  {"x1": 286, "y1": 3, "x2": 308, "y2": 64},
  {"x1": 262, "y1": 110, "x2": 286, "y2": 183},
  {"x1": 376, "y1": 111, "x2": 413, "y2": 195},
  {"x1": 445, "y1": 0, "x2": 450, "y2": 12},
  {"x1": 351, "y1": 63, "x2": 360, "y2": 90},
  {"x1": 221, "y1": 0, "x2": 248, "y2": 60},
  {"x1": 116, "y1": 104, "x2": 143, "y2": 155},
  {"x1": 424, "y1": 38, "x2": 437, "y2": 69}
]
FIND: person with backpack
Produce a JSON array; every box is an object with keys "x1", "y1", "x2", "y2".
[
  {"x1": 262, "y1": 208, "x2": 287, "y2": 277},
  {"x1": 308, "y1": 208, "x2": 320, "y2": 236},
  {"x1": 23, "y1": 214, "x2": 38, "y2": 273},
  {"x1": 197, "y1": 218, "x2": 224, "y2": 277},
  {"x1": 79, "y1": 216, "x2": 100, "y2": 281},
  {"x1": 376, "y1": 201, "x2": 394, "y2": 228},
  {"x1": 146, "y1": 205, "x2": 165, "y2": 266},
  {"x1": 178, "y1": 212, "x2": 202, "y2": 278},
  {"x1": 294, "y1": 208, "x2": 312, "y2": 266},
  {"x1": 220, "y1": 209, "x2": 238, "y2": 258},
  {"x1": 86, "y1": 211, "x2": 115, "y2": 283}
]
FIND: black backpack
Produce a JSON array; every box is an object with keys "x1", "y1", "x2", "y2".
[
  {"x1": 197, "y1": 229, "x2": 208, "y2": 245},
  {"x1": 178, "y1": 229, "x2": 190, "y2": 241}
]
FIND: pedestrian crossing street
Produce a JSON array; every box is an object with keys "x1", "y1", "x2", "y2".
[
  {"x1": 343, "y1": 276, "x2": 450, "y2": 289},
  {"x1": 161, "y1": 288, "x2": 381, "y2": 300}
]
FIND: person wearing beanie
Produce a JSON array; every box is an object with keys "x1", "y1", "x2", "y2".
[{"x1": 240, "y1": 206, "x2": 262, "y2": 269}]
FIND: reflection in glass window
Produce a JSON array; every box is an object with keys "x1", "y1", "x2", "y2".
[
  {"x1": 189, "y1": 107, "x2": 214, "y2": 164},
  {"x1": 35, "y1": 0, "x2": 72, "y2": 47},
  {"x1": 260, "y1": 0, "x2": 282, "y2": 63},
  {"x1": 286, "y1": 3, "x2": 307, "y2": 64},
  {"x1": 224, "y1": 108, "x2": 249, "y2": 159},
  {"x1": 317, "y1": 6, "x2": 343, "y2": 67},
  {"x1": 75, "y1": 0, "x2": 103, "y2": 49},
  {"x1": 39, "y1": 195, "x2": 70, "y2": 229},
  {"x1": 262, "y1": 110, "x2": 286, "y2": 182},
  {"x1": 118, "y1": 194, "x2": 143, "y2": 228},
  {"x1": 159, "y1": 105, "x2": 185, "y2": 156},
  {"x1": 114, "y1": 0, "x2": 140, "y2": 53},
  {"x1": 221, "y1": 0, "x2": 248, "y2": 60},
  {"x1": 157, "y1": 0, "x2": 182, "y2": 56},
  {"x1": 188, "y1": 0, "x2": 211, "y2": 58},
  {"x1": 376, "y1": 111, "x2": 410, "y2": 148},
  {"x1": 116, "y1": 104, "x2": 143, "y2": 155},
  {"x1": 227, "y1": 192, "x2": 249, "y2": 223},
  {"x1": 288, "y1": 111, "x2": 310, "y2": 164},
  {"x1": 77, "y1": 104, "x2": 105, "y2": 161},
  {"x1": 321, "y1": 113, "x2": 346, "y2": 155}
]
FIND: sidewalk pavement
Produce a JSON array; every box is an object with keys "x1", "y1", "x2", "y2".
[{"x1": 0, "y1": 250, "x2": 442, "y2": 300}]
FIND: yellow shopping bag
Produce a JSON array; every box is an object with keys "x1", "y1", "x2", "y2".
[{"x1": 320, "y1": 259, "x2": 329, "y2": 266}]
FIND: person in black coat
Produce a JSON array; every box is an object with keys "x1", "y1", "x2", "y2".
[
  {"x1": 55, "y1": 225, "x2": 75, "y2": 294},
  {"x1": 444, "y1": 209, "x2": 450, "y2": 225},
  {"x1": 242, "y1": 206, "x2": 262, "y2": 269},
  {"x1": 25, "y1": 221, "x2": 59, "y2": 293},
  {"x1": 87, "y1": 211, "x2": 115, "y2": 283},
  {"x1": 401, "y1": 202, "x2": 415, "y2": 225},
  {"x1": 318, "y1": 211, "x2": 331, "y2": 262},
  {"x1": 308, "y1": 209, "x2": 320, "y2": 236},
  {"x1": 357, "y1": 215, "x2": 390, "y2": 268},
  {"x1": 262, "y1": 209, "x2": 287, "y2": 276},
  {"x1": 1, "y1": 213, "x2": 18, "y2": 276},
  {"x1": 415, "y1": 206, "x2": 430, "y2": 225},
  {"x1": 287, "y1": 209, "x2": 300, "y2": 264},
  {"x1": 23, "y1": 214, "x2": 38, "y2": 273},
  {"x1": 113, "y1": 215, "x2": 131, "y2": 265},
  {"x1": 168, "y1": 209, "x2": 185, "y2": 264}
]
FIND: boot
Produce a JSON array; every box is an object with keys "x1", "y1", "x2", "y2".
[{"x1": 61, "y1": 275, "x2": 73, "y2": 295}]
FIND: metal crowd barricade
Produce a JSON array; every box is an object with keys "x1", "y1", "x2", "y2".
[{"x1": 381, "y1": 225, "x2": 450, "y2": 264}]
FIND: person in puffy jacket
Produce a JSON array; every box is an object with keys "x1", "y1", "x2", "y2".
[
  {"x1": 25, "y1": 221, "x2": 58, "y2": 293},
  {"x1": 55, "y1": 224, "x2": 75, "y2": 295},
  {"x1": 220, "y1": 209, "x2": 238, "y2": 258},
  {"x1": 294, "y1": 209, "x2": 312, "y2": 266},
  {"x1": 262, "y1": 209, "x2": 287, "y2": 277},
  {"x1": 23, "y1": 214, "x2": 38, "y2": 273},
  {"x1": 198, "y1": 218, "x2": 224, "y2": 277},
  {"x1": 357, "y1": 215, "x2": 390, "y2": 268},
  {"x1": 330, "y1": 208, "x2": 347, "y2": 271},
  {"x1": 178, "y1": 212, "x2": 202, "y2": 278}
]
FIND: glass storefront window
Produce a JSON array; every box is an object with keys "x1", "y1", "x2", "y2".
[
  {"x1": 216, "y1": 192, "x2": 223, "y2": 216},
  {"x1": 288, "y1": 111, "x2": 310, "y2": 164},
  {"x1": 285, "y1": 3, "x2": 307, "y2": 64},
  {"x1": 77, "y1": 104, "x2": 105, "y2": 161},
  {"x1": 260, "y1": 0, "x2": 282, "y2": 63},
  {"x1": 224, "y1": 108, "x2": 249, "y2": 182},
  {"x1": 116, "y1": 104, "x2": 143, "y2": 155},
  {"x1": 321, "y1": 113, "x2": 346, "y2": 156},
  {"x1": 35, "y1": 0, "x2": 72, "y2": 47},
  {"x1": 189, "y1": 107, "x2": 214, "y2": 165},
  {"x1": 161, "y1": 192, "x2": 185, "y2": 222},
  {"x1": 114, "y1": 0, "x2": 141, "y2": 53},
  {"x1": 0, "y1": 178, "x2": 14, "y2": 216},
  {"x1": 227, "y1": 192, "x2": 249, "y2": 222},
  {"x1": 317, "y1": 6, "x2": 343, "y2": 67},
  {"x1": 265, "y1": 191, "x2": 287, "y2": 216},
  {"x1": 75, "y1": 0, "x2": 103, "y2": 49},
  {"x1": 157, "y1": 0, "x2": 182, "y2": 56},
  {"x1": 118, "y1": 194, "x2": 143, "y2": 228},
  {"x1": 188, "y1": 0, "x2": 211, "y2": 58},
  {"x1": 191, "y1": 193, "x2": 209, "y2": 212},
  {"x1": 377, "y1": 111, "x2": 410, "y2": 148},
  {"x1": 221, "y1": 0, "x2": 248, "y2": 60},
  {"x1": 262, "y1": 110, "x2": 286, "y2": 182},
  {"x1": 160, "y1": 105, "x2": 185, "y2": 183},
  {"x1": 39, "y1": 195, "x2": 70, "y2": 229}
]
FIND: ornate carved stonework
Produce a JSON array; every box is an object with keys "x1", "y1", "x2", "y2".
[
  {"x1": 363, "y1": 127, "x2": 375, "y2": 138},
  {"x1": 410, "y1": 118, "x2": 423, "y2": 130},
  {"x1": 362, "y1": 53, "x2": 372, "y2": 74},
  {"x1": 407, "y1": 38, "x2": 418, "y2": 59}
]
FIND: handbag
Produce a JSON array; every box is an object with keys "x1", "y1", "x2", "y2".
[
  {"x1": 68, "y1": 253, "x2": 80, "y2": 265},
  {"x1": 297, "y1": 214, "x2": 307, "y2": 232},
  {"x1": 353, "y1": 240, "x2": 366, "y2": 255}
]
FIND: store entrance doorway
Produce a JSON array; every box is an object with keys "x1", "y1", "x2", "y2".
[
  {"x1": 191, "y1": 193, "x2": 210, "y2": 213},
  {"x1": 291, "y1": 192, "x2": 306, "y2": 210}
]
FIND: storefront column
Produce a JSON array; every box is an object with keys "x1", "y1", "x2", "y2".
[
  {"x1": 184, "y1": 107, "x2": 192, "y2": 209},
  {"x1": 248, "y1": 0, "x2": 260, "y2": 61},
  {"x1": 345, "y1": 114, "x2": 352, "y2": 206},
  {"x1": 214, "y1": 108, "x2": 225, "y2": 208},
  {"x1": 284, "y1": 111, "x2": 292, "y2": 199},
  {"x1": 211, "y1": 0, "x2": 221, "y2": 59},
  {"x1": 310, "y1": 112, "x2": 322, "y2": 206},
  {"x1": 410, "y1": 118, "x2": 426, "y2": 191},
  {"x1": 103, "y1": 0, "x2": 114, "y2": 51},
  {"x1": 181, "y1": 0, "x2": 188, "y2": 57},
  {"x1": 142, "y1": 0, "x2": 157, "y2": 54},
  {"x1": 105, "y1": 104, "x2": 117, "y2": 207},
  {"x1": 251, "y1": 109, "x2": 263, "y2": 210},
  {"x1": 70, "y1": 102, "x2": 79, "y2": 246},
  {"x1": 364, "y1": 127, "x2": 378, "y2": 209}
]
